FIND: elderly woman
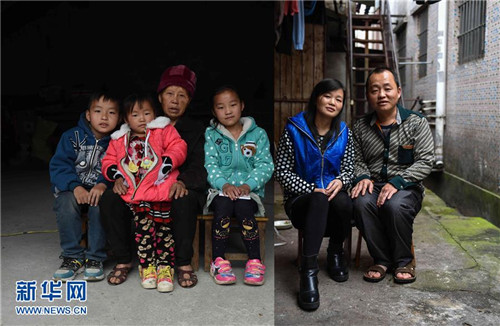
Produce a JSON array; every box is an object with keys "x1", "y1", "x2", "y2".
[
  {"x1": 100, "y1": 65, "x2": 207, "y2": 288},
  {"x1": 274, "y1": 79, "x2": 354, "y2": 311}
]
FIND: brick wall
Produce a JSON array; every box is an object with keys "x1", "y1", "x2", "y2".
[
  {"x1": 445, "y1": 0, "x2": 500, "y2": 193},
  {"x1": 391, "y1": 0, "x2": 500, "y2": 194}
]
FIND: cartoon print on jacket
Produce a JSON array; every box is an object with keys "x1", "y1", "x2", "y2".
[
  {"x1": 73, "y1": 132, "x2": 108, "y2": 187},
  {"x1": 241, "y1": 141, "x2": 257, "y2": 158}
]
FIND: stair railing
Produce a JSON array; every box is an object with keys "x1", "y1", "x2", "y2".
[{"x1": 380, "y1": 0, "x2": 404, "y2": 105}]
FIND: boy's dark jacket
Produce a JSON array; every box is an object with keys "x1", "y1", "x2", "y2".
[{"x1": 49, "y1": 112, "x2": 111, "y2": 194}]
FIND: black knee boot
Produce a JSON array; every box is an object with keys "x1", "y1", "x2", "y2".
[
  {"x1": 327, "y1": 243, "x2": 349, "y2": 282},
  {"x1": 298, "y1": 254, "x2": 319, "y2": 311}
]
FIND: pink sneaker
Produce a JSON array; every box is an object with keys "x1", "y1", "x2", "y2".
[
  {"x1": 244, "y1": 259, "x2": 266, "y2": 286},
  {"x1": 210, "y1": 257, "x2": 236, "y2": 285}
]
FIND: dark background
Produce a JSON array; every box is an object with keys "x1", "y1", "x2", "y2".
[{"x1": 1, "y1": 1, "x2": 275, "y2": 170}]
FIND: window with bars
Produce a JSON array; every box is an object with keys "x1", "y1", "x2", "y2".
[
  {"x1": 458, "y1": 0, "x2": 486, "y2": 64},
  {"x1": 417, "y1": 7, "x2": 428, "y2": 78}
]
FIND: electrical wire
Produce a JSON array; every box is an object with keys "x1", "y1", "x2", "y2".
[{"x1": 1, "y1": 230, "x2": 58, "y2": 237}]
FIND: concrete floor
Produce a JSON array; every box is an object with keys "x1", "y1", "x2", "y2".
[
  {"x1": 1, "y1": 168, "x2": 274, "y2": 325},
  {"x1": 274, "y1": 182, "x2": 500, "y2": 325},
  {"x1": 2, "y1": 168, "x2": 500, "y2": 325}
]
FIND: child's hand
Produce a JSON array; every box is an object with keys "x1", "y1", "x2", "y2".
[
  {"x1": 238, "y1": 184, "x2": 251, "y2": 196},
  {"x1": 89, "y1": 183, "x2": 107, "y2": 206},
  {"x1": 113, "y1": 177, "x2": 128, "y2": 195},
  {"x1": 169, "y1": 180, "x2": 188, "y2": 199},
  {"x1": 73, "y1": 186, "x2": 89, "y2": 205},
  {"x1": 222, "y1": 183, "x2": 241, "y2": 201}
]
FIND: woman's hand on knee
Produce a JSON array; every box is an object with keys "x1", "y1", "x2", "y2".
[{"x1": 326, "y1": 179, "x2": 343, "y2": 201}]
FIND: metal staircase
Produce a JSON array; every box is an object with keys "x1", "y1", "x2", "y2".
[{"x1": 346, "y1": 0, "x2": 403, "y2": 123}]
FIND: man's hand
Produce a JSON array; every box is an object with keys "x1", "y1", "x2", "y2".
[
  {"x1": 89, "y1": 183, "x2": 107, "y2": 206},
  {"x1": 222, "y1": 183, "x2": 241, "y2": 201},
  {"x1": 73, "y1": 186, "x2": 89, "y2": 205},
  {"x1": 351, "y1": 179, "x2": 373, "y2": 198},
  {"x1": 237, "y1": 184, "x2": 251, "y2": 196},
  {"x1": 325, "y1": 179, "x2": 343, "y2": 201},
  {"x1": 376, "y1": 183, "x2": 398, "y2": 207},
  {"x1": 113, "y1": 177, "x2": 128, "y2": 195},
  {"x1": 169, "y1": 180, "x2": 188, "y2": 199}
]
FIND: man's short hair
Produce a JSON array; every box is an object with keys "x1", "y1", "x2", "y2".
[{"x1": 365, "y1": 66, "x2": 400, "y2": 91}]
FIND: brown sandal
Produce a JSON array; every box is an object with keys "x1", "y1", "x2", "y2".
[
  {"x1": 363, "y1": 264, "x2": 387, "y2": 283},
  {"x1": 177, "y1": 269, "x2": 198, "y2": 288},
  {"x1": 394, "y1": 263, "x2": 416, "y2": 284},
  {"x1": 107, "y1": 265, "x2": 133, "y2": 286}
]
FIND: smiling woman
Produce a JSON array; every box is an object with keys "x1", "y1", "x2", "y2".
[{"x1": 274, "y1": 78, "x2": 355, "y2": 311}]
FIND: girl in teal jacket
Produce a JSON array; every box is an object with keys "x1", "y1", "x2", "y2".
[{"x1": 204, "y1": 85, "x2": 274, "y2": 286}]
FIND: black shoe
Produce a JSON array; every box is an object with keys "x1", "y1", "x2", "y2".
[
  {"x1": 298, "y1": 255, "x2": 320, "y2": 311},
  {"x1": 327, "y1": 252, "x2": 349, "y2": 282}
]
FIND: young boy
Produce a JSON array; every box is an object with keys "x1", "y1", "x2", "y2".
[{"x1": 49, "y1": 92, "x2": 120, "y2": 281}]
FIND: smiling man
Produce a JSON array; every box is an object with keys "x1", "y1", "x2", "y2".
[{"x1": 350, "y1": 67, "x2": 434, "y2": 285}]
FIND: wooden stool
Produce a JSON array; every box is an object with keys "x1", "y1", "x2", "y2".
[
  {"x1": 297, "y1": 221, "x2": 416, "y2": 268},
  {"x1": 297, "y1": 228, "x2": 415, "y2": 268},
  {"x1": 352, "y1": 230, "x2": 415, "y2": 268},
  {"x1": 191, "y1": 218, "x2": 200, "y2": 271},
  {"x1": 193, "y1": 214, "x2": 268, "y2": 272}
]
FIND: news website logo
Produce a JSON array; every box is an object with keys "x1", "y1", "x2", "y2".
[{"x1": 15, "y1": 280, "x2": 88, "y2": 315}]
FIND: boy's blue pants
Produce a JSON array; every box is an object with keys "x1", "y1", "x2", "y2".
[{"x1": 53, "y1": 191, "x2": 107, "y2": 261}]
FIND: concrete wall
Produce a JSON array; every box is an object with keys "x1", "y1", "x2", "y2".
[
  {"x1": 390, "y1": 0, "x2": 439, "y2": 103},
  {"x1": 445, "y1": 0, "x2": 500, "y2": 194},
  {"x1": 389, "y1": 0, "x2": 500, "y2": 225}
]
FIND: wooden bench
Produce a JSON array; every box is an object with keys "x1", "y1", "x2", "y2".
[{"x1": 192, "y1": 214, "x2": 268, "y2": 272}]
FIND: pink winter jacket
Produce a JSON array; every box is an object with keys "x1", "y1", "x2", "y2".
[{"x1": 102, "y1": 116, "x2": 187, "y2": 204}]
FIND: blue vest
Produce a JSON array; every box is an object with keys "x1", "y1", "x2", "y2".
[{"x1": 286, "y1": 111, "x2": 349, "y2": 189}]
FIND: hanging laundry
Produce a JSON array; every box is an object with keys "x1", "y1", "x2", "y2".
[
  {"x1": 292, "y1": 0, "x2": 305, "y2": 50},
  {"x1": 276, "y1": 14, "x2": 294, "y2": 54},
  {"x1": 305, "y1": 0, "x2": 326, "y2": 25},
  {"x1": 275, "y1": 0, "x2": 285, "y2": 46},
  {"x1": 284, "y1": 0, "x2": 299, "y2": 16}
]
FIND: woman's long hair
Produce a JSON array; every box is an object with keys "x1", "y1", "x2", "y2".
[{"x1": 304, "y1": 78, "x2": 346, "y2": 152}]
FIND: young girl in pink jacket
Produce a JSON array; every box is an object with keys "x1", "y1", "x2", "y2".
[{"x1": 102, "y1": 93, "x2": 187, "y2": 292}]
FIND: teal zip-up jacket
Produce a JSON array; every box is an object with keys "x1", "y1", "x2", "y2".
[{"x1": 204, "y1": 116, "x2": 274, "y2": 199}]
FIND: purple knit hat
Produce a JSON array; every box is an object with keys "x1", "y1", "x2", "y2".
[{"x1": 157, "y1": 65, "x2": 197, "y2": 97}]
